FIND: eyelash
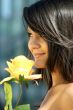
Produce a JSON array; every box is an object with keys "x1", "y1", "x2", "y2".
[{"x1": 28, "y1": 33, "x2": 32, "y2": 37}]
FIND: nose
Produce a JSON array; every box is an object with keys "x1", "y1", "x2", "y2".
[{"x1": 28, "y1": 38, "x2": 41, "y2": 50}]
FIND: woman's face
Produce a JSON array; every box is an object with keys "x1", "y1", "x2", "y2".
[{"x1": 27, "y1": 27, "x2": 49, "y2": 68}]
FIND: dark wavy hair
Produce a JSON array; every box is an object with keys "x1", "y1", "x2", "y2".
[{"x1": 23, "y1": 0, "x2": 73, "y2": 89}]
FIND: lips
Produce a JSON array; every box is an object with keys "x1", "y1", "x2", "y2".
[{"x1": 33, "y1": 53, "x2": 45, "y2": 58}]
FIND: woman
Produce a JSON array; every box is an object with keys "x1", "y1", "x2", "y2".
[{"x1": 23, "y1": 0, "x2": 73, "y2": 109}]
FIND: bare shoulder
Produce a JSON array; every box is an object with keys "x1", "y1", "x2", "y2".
[
  {"x1": 57, "y1": 83, "x2": 73, "y2": 110},
  {"x1": 60, "y1": 83, "x2": 73, "y2": 101},
  {"x1": 66, "y1": 83, "x2": 73, "y2": 92},
  {"x1": 65, "y1": 83, "x2": 73, "y2": 96}
]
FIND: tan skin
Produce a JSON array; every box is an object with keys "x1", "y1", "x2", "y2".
[{"x1": 27, "y1": 27, "x2": 73, "y2": 110}]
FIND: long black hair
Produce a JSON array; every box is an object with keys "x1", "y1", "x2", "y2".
[{"x1": 23, "y1": 0, "x2": 73, "y2": 89}]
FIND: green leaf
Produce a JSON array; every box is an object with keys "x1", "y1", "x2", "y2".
[
  {"x1": 4, "y1": 82, "x2": 13, "y2": 110},
  {"x1": 14, "y1": 104, "x2": 30, "y2": 110}
]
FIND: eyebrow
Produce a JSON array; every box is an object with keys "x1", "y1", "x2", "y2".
[
  {"x1": 27, "y1": 31, "x2": 32, "y2": 34},
  {"x1": 27, "y1": 28, "x2": 33, "y2": 34},
  {"x1": 27, "y1": 30, "x2": 32, "y2": 35}
]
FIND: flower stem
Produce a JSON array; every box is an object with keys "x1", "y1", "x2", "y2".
[{"x1": 15, "y1": 84, "x2": 22, "y2": 108}]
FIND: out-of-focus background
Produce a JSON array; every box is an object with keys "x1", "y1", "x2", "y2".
[{"x1": 0, "y1": 0, "x2": 47, "y2": 110}]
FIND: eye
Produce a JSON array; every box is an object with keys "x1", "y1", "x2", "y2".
[{"x1": 27, "y1": 32, "x2": 32, "y2": 38}]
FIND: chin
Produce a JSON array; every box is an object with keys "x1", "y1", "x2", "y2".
[
  {"x1": 34, "y1": 59, "x2": 47, "y2": 69},
  {"x1": 35, "y1": 63, "x2": 46, "y2": 69}
]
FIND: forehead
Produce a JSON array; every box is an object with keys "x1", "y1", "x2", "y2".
[
  {"x1": 27, "y1": 27, "x2": 34, "y2": 32},
  {"x1": 27, "y1": 26, "x2": 39, "y2": 36}
]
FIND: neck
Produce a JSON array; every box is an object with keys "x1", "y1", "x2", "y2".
[{"x1": 52, "y1": 69, "x2": 67, "y2": 87}]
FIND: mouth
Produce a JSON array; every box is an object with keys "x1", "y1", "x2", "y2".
[{"x1": 33, "y1": 53, "x2": 45, "y2": 58}]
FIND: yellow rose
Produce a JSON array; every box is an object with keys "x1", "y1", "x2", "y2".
[
  {"x1": 5, "y1": 55, "x2": 35, "y2": 80},
  {"x1": 0, "y1": 55, "x2": 42, "y2": 84}
]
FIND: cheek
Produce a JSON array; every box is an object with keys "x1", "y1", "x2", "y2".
[
  {"x1": 28, "y1": 41, "x2": 32, "y2": 52},
  {"x1": 42, "y1": 42, "x2": 48, "y2": 54}
]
